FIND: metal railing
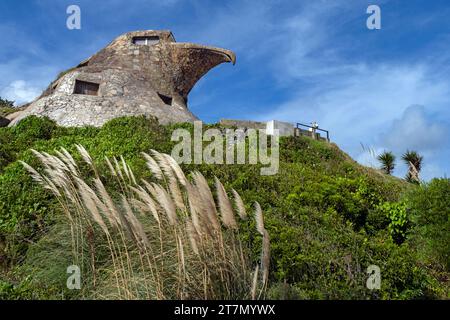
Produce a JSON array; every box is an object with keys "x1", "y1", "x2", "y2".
[{"x1": 296, "y1": 123, "x2": 330, "y2": 142}]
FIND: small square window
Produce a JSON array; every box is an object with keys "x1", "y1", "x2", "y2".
[
  {"x1": 74, "y1": 80, "x2": 100, "y2": 96},
  {"x1": 132, "y1": 36, "x2": 160, "y2": 46}
]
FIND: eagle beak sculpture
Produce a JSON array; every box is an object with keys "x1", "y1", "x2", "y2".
[
  {"x1": 9, "y1": 30, "x2": 236, "y2": 127},
  {"x1": 164, "y1": 42, "x2": 236, "y2": 98}
]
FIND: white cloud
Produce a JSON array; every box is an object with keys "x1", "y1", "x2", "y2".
[
  {"x1": 1, "y1": 80, "x2": 41, "y2": 105},
  {"x1": 379, "y1": 105, "x2": 448, "y2": 153},
  {"x1": 0, "y1": 57, "x2": 59, "y2": 108}
]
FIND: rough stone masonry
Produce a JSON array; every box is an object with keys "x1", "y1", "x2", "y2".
[{"x1": 8, "y1": 30, "x2": 236, "y2": 127}]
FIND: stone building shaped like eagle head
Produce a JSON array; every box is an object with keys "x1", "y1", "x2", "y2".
[{"x1": 9, "y1": 30, "x2": 236, "y2": 127}]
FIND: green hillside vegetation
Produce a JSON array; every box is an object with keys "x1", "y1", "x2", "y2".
[{"x1": 0, "y1": 116, "x2": 448, "y2": 299}]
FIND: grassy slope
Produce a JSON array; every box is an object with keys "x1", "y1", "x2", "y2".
[{"x1": 0, "y1": 116, "x2": 447, "y2": 299}]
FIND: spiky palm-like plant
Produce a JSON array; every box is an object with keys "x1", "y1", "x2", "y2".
[
  {"x1": 377, "y1": 151, "x2": 396, "y2": 175},
  {"x1": 402, "y1": 150, "x2": 423, "y2": 183}
]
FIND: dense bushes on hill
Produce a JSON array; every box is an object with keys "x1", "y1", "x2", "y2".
[
  {"x1": 0, "y1": 116, "x2": 448, "y2": 299},
  {"x1": 406, "y1": 179, "x2": 450, "y2": 271}
]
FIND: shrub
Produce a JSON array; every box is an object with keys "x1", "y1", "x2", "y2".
[
  {"x1": 12, "y1": 116, "x2": 58, "y2": 142},
  {"x1": 377, "y1": 202, "x2": 409, "y2": 244},
  {"x1": 0, "y1": 97, "x2": 14, "y2": 108},
  {"x1": 406, "y1": 179, "x2": 450, "y2": 271},
  {"x1": 0, "y1": 97, "x2": 15, "y2": 117},
  {"x1": 0, "y1": 159, "x2": 59, "y2": 265},
  {"x1": 0, "y1": 129, "x2": 15, "y2": 171}
]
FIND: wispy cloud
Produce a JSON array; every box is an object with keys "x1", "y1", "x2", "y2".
[
  {"x1": 379, "y1": 105, "x2": 448, "y2": 153},
  {"x1": 1, "y1": 80, "x2": 41, "y2": 105},
  {"x1": 230, "y1": 1, "x2": 450, "y2": 180}
]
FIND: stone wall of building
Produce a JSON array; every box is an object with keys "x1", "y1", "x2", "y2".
[{"x1": 219, "y1": 119, "x2": 267, "y2": 130}]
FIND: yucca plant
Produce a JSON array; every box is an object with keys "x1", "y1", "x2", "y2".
[
  {"x1": 21, "y1": 145, "x2": 270, "y2": 300},
  {"x1": 377, "y1": 151, "x2": 396, "y2": 175},
  {"x1": 402, "y1": 150, "x2": 423, "y2": 183}
]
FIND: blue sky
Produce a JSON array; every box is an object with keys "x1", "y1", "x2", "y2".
[{"x1": 0, "y1": 0, "x2": 449, "y2": 180}]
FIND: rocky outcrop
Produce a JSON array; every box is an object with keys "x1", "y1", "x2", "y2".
[
  {"x1": 0, "y1": 116, "x2": 10, "y2": 127},
  {"x1": 10, "y1": 30, "x2": 236, "y2": 127}
]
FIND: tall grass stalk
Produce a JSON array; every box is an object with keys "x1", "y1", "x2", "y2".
[{"x1": 22, "y1": 147, "x2": 270, "y2": 300}]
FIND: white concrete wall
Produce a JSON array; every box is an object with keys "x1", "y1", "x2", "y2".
[{"x1": 266, "y1": 120, "x2": 294, "y2": 136}]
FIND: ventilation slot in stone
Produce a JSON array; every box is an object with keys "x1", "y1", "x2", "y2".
[
  {"x1": 132, "y1": 36, "x2": 160, "y2": 46},
  {"x1": 158, "y1": 93, "x2": 173, "y2": 106},
  {"x1": 74, "y1": 80, "x2": 100, "y2": 96}
]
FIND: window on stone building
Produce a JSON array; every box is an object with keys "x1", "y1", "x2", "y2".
[
  {"x1": 132, "y1": 36, "x2": 160, "y2": 46},
  {"x1": 74, "y1": 80, "x2": 100, "y2": 96},
  {"x1": 157, "y1": 93, "x2": 173, "y2": 106}
]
